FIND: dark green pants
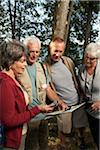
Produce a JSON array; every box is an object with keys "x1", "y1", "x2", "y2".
[{"x1": 25, "y1": 120, "x2": 48, "y2": 150}]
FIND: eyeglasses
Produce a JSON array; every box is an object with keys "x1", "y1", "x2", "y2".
[{"x1": 86, "y1": 56, "x2": 97, "y2": 62}]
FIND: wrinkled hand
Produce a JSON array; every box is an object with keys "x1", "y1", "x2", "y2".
[
  {"x1": 91, "y1": 101, "x2": 100, "y2": 112},
  {"x1": 38, "y1": 104, "x2": 54, "y2": 112},
  {"x1": 58, "y1": 100, "x2": 69, "y2": 111}
]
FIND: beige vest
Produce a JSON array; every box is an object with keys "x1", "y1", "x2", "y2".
[
  {"x1": 18, "y1": 62, "x2": 47, "y2": 104},
  {"x1": 36, "y1": 62, "x2": 47, "y2": 104}
]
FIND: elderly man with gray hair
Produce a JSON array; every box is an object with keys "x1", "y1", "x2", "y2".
[
  {"x1": 18, "y1": 35, "x2": 49, "y2": 150},
  {"x1": 78, "y1": 42, "x2": 100, "y2": 149},
  {"x1": 18, "y1": 35, "x2": 67, "y2": 150}
]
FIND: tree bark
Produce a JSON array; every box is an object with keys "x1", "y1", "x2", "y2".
[
  {"x1": 52, "y1": 0, "x2": 71, "y2": 41},
  {"x1": 8, "y1": 0, "x2": 16, "y2": 39},
  {"x1": 84, "y1": 2, "x2": 92, "y2": 49},
  {"x1": 64, "y1": 1, "x2": 74, "y2": 45},
  {"x1": 18, "y1": 2, "x2": 22, "y2": 41},
  {"x1": 13, "y1": 0, "x2": 17, "y2": 38}
]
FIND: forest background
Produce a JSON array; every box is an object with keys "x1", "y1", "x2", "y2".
[{"x1": 0, "y1": 0, "x2": 100, "y2": 67}]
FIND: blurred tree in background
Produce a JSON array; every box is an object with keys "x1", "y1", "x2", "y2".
[
  {"x1": 66, "y1": 0, "x2": 100, "y2": 66},
  {"x1": 0, "y1": 0, "x2": 100, "y2": 65}
]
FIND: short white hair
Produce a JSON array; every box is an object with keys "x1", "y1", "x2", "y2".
[
  {"x1": 85, "y1": 42, "x2": 100, "y2": 58},
  {"x1": 24, "y1": 35, "x2": 41, "y2": 49}
]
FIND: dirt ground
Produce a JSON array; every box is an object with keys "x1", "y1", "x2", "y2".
[{"x1": 48, "y1": 118, "x2": 97, "y2": 150}]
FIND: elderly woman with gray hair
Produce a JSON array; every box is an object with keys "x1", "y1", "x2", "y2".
[{"x1": 78, "y1": 42, "x2": 100, "y2": 149}]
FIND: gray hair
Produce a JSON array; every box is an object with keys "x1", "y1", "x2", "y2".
[
  {"x1": 24, "y1": 35, "x2": 41, "y2": 49},
  {"x1": 85, "y1": 42, "x2": 100, "y2": 58}
]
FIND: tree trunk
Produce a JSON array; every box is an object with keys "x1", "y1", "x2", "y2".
[
  {"x1": 52, "y1": 0, "x2": 71, "y2": 41},
  {"x1": 18, "y1": 2, "x2": 22, "y2": 41},
  {"x1": 13, "y1": 0, "x2": 17, "y2": 38},
  {"x1": 8, "y1": 0, "x2": 16, "y2": 39},
  {"x1": 64, "y1": 1, "x2": 74, "y2": 45},
  {"x1": 84, "y1": 2, "x2": 92, "y2": 49}
]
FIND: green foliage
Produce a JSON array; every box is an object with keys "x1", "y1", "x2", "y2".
[
  {"x1": 66, "y1": 0, "x2": 100, "y2": 66},
  {"x1": 0, "y1": 0, "x2": 99, "y2": 64},
  {"x1": 0, "y1": 0, "x2": 56, "y2": 61}
]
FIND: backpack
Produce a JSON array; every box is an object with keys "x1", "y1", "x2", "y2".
[{"x1": 0, "y1": 123, "x2": 5, "y2": 145}]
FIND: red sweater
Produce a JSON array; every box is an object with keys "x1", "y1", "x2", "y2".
[{"x1": 0, "y1": 72, "x2": 40, "y2": 149}]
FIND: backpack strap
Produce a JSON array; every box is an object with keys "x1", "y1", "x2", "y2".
[
  {"x1": 43, "y1": 61, "x2": 56, "y2": 92},
  {"x1": 40, "y1": 63, "x2": 47, "y2": 83},
  {"x1": 61, "y1": 56, "x2": 80, "y2": 97}
]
